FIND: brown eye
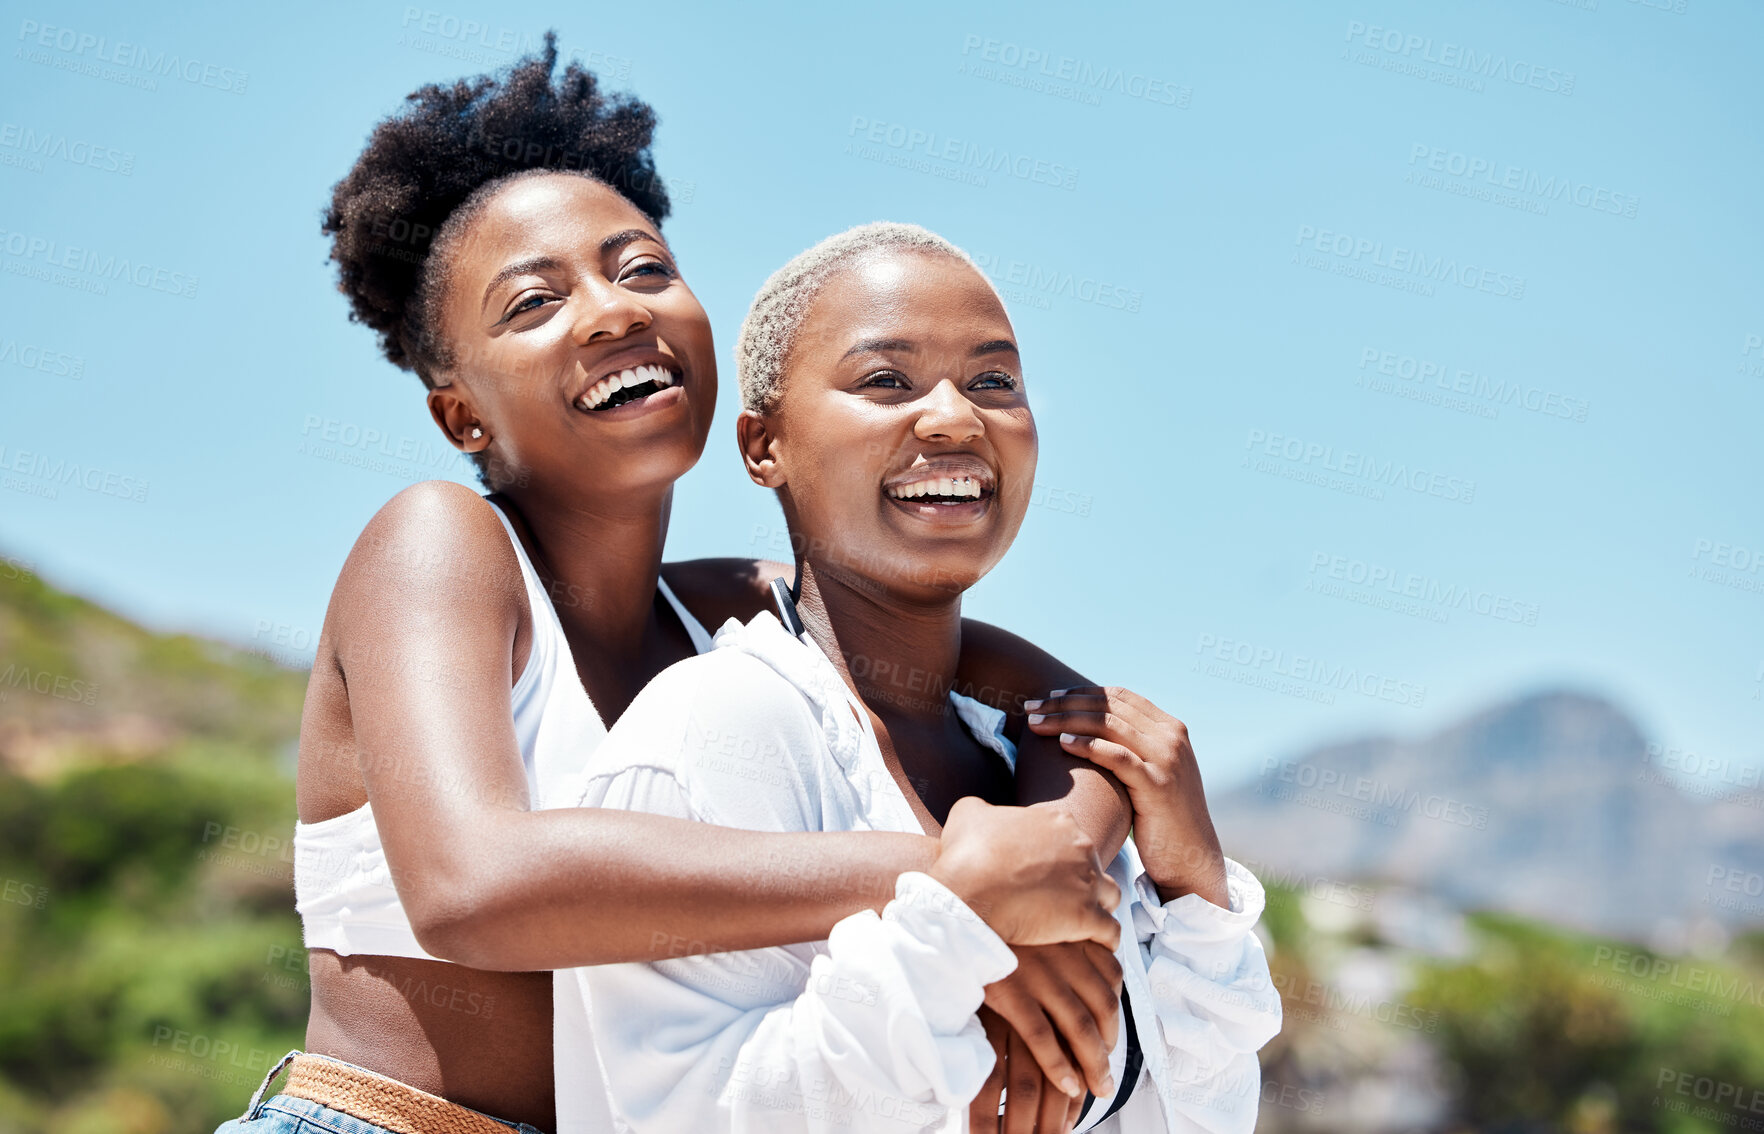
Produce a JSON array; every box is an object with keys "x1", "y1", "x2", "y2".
[
  {"x1": 971, "y1": 372, "x2": 1017, "y2": 390},
  {"x1": 620, "y1": 260, "x2": 674, "y2": 285},
  {"x1": 862, "y1": 370, "x2": 909, "y2": 389},
  {"x1": 500, "y1": 290, "x2": 559, "y2": 324}
]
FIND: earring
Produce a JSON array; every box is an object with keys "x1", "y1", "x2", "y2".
[{"x1": 470, "y1": 426, "x2": 483, "y2": 439}]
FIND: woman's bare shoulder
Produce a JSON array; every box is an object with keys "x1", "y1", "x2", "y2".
[{"x1": 331, "y1": 481, "x2": 526, "y2": 620}]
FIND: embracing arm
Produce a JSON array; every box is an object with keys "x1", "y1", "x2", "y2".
[
  {"x1": 570, "y1": 651, "x2": 1122, "y2": 1134},
  {"x1": 329, "y1": 485, "x2": 937, "y2": 971},
  {"x1": 589, "y1": 871, "x2": 1018, "y2": 1134},
  {"x1": 956, "y1": 618, "x2": 1133, "y2": 861},
  {"x1": 660, "y1": 560, "x2": 1131, "y2": 861},
  {"x1": 1019, "y1": 689, "x2": 1279, "y2": 1132}
]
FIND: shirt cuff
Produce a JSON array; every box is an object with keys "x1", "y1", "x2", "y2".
[
  {"x1": 1134, "y1": 858, "x2": 1283, "y2": 1062},
  {"x1": 885, "y1": 872, "x2": 1019, "y2": 1023},
  {"x1": 1132, "y1": 857, "x2": 1266, "y2": 944}
]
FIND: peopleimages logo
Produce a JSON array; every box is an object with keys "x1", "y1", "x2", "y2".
[
  {"x1": 1294, "y1": 225, "x2": 1525, "y2": 300},
  {"x1": 957, "y1": 34, "x2": 1190, "y2": 107},
  {"x1": 1306, "y1": 552, "x2": 1541, "y2": 627},
  {"x1": 15, "y1": 19, "x2": 249, "y2": 94},
  {"x1": 1357, "y1": 347, "x2": 1590, "y2": 423},
  {"x1": 1407, "y1": 144, "x2": 1638, "y2": 219},
  {"x1": 1194, "y1": 632, "x2": 1428, "y2": 708},
  {"x1": 1259, "y1": 759, "x2": 1485, "y2": 828},
  {"x1": 1743, "y1": 334, "x2": 1764, "y2": 380},
  {"x1": 1342, "y1": 20, "x2": 1575, "y2": 95},
  {"x1": 0, "y1": 445, "x2": 150, "y2": 503},
  {"x1": 0, "y1": 229, "x2": 199, "y2": 299},
  {"x1": 0, "y1": 337, "x2": 84, "y2": 379},
  {"x1": 0, "y1": 664, "x2": 97, "y2": 706},
  {"x1": 0, "y1": 123, "x2": 134, "y2": 175},
  {"x1": 1244, "y1": 428, "x2": 1477, "y2": 504},
  {"x1": 969, "y1": 250, "x2": 1142, "y2": 313},
  {"x1": 846, "y1": 116, "x2": 1079, "y2": 191}
]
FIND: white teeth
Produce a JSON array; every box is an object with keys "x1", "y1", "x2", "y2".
[
  {"x1": 576, "y1": 364, "x2": 679, "y2": 411},
  {"x1": 885, "y1": 474, "x2": 987, "y2": 501},
  {"x1": 577, "y1": 381, "x2": 609, "y2": 411}
]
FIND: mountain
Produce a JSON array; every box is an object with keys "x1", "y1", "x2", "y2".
[{"x1": 1211, "y1": 690, "x2": 1764, "y2": 942}]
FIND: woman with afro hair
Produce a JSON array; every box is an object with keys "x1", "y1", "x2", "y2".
[{"x1": 220, "y1": 33, "x2": 1207, "y2": 1134}]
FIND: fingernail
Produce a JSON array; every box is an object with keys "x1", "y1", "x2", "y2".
[
  {"x1": 1099, "y1": 1075, "x2": 1115, "y2": 1096},
  {"x1": 1049, "y1": 688, "x2": 1068, "y2": 697},
  {"x1": 1022, "y1": 699, "x2": 1043, "y2": 710},
  {"x1": 1061, "y1": 1077, "x2": 1081, "y2": 1097},
  {"x1": 1027, "y1": 713, "x2": 1045, "y2": 724},
  {"x1": 1060, "y1": 732, "x2": 1076, "y2": 744}
]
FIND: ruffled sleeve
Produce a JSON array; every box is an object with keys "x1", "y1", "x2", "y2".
[{"x1": 1125, "y1": 858, "x2": 1282, "y2": 1133}]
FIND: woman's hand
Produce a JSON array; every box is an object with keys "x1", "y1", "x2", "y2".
[
  {"x1": 971, "y1": 1008, "x2": 1009, "y2": 1133},
  {"x1": 971, "y1": 1006, "x2": 1089, "y2": 1134},
  {"x1": 1024, "y1": 687, "x2": 1230, "y2": 907},
  {"x1": 984, "y1": 941, "x2": 1121, "y2": 1102},
  {"x1": 928, "y1": 797, "x2": 1122, "y2": 950}
]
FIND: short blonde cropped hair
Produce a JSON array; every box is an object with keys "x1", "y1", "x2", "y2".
[{"x1": 734, "y1": 221, "x2": 999, "y2": 413}]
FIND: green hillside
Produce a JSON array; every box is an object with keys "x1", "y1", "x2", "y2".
[
  {"x1": 0, "y1": 560, "x2": 309, "y2": 1133},
  {"x1": 1253, "y1": 881, "x2": 1764, "y2": 1132}
]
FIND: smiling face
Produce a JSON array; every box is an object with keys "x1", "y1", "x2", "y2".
[
  {"x1": 740, "y1": 247, "x2": 1038, "y2": 603},
  {"x1": 427, "y1": 172, "x2": 716, "y2": 496}
]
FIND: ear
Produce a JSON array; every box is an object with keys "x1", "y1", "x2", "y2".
[
  {"x1": 736, "y1": 409, "x2": 786, "y2": 488},
  {"x1": 427, "y1": 383, "x2": 490, "y2": 453}
]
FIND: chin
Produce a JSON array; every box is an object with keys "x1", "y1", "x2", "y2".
[{"x1": 872, "y1": 552, "x2": 993, "y2": 602}]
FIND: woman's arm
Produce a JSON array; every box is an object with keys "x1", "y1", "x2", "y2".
[
  {"x1": 956, "y1": 619, "x2": 1133, "y2": 860},
  {"x1": 567, "y1": 653, "x2": 1120, "y2": 1133},
  {"x1": 586, "y1": 870, "x2": 1016, "y2": 1133},
  {"x1": 1021, "y1": 687, "x2": 1229, "y2": 907},
  {"x1": 1025, "y1": 687, "x2": 1281, "y2": 1133},
  {"x1": 322, "y1": 488, "x2": 1111, "y2": 972},
  {"x1": 328, "y1": 486, "x2": 934, "y2": 970}
]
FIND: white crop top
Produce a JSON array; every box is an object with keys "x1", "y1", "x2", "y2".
[{"x1": 293, "y1": 496, "x2": 715, "y2": 962}]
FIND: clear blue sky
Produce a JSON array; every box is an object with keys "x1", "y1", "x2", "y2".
[{"x1": 4, "y1": 0, "x2": 1760, "y2": 792}]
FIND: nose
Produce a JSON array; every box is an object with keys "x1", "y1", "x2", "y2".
[
  {"x1": 912, "y1": 378, "x2": 984, "y2": 444},
  {"x1": 570, "y1": 277, "x2": 651, "y2": 344}
]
